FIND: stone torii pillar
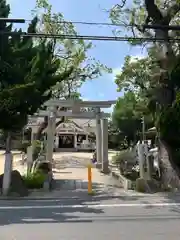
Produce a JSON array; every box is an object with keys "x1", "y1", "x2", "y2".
[
  {"x1": 46, "y1": 108, "x2": 56, "y2": 163},
  {"x1": 95, "y1": 107, "x2": 102, "y2": 164},
  {"x1": 137, "y1": 142, "x2": 145, "y2": 179},
  {"x1": 101, "y1": 118, "x2": 109, "y2": 173}
]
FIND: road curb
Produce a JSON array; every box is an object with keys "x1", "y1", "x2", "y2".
[
  {"x1": 1, "y1": 192, "x2": 179, "y2": 201},
  {"x1": 0, "y1": 197, "x2": 84, "y2": 201},
  {"x1": 124, "y1": 190, "x2": 180, "y2": 198},
  {"x1": 0, "y1": 190, "x2": 94, "y2": 201},
  {"x1": 0, "y1": 195, "x2": 100, "y2": 201},
  {"x1": 0, "y1": 191, "x2": 128, "y2": 201}
]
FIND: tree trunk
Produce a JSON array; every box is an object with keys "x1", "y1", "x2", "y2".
[
  {"x1": 158, "y1": 141, "x2": 180, "y2": 189},
  {"x1": 144, "y1": 0, "x2": 179, "y2": 187},
  {"x1": 36, "y1": 116, "x2": 48, "y2": 140},
  {"x1": 2, "y1": 131, "x2": 13, "y2": 195}
]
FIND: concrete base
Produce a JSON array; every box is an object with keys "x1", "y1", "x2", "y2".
[
  {"x1": 54, "y1": 148, "x2": 77, "y2": 152},
  {"x1": 96, "y1": 163, "x2": 102, "y2": 169},
  {"x1": 135, "y1": 178, "x2": 148, "y2": 193},
  {"x1": 135, "y1": 178, "x2": 161, "y2": 193},
  {"x1": 100, "y1": 168, "x2": 110, "y2": 175},
  {"x1": 54, "y1": 148, "x2": 94, "y2": 153},
  {"x1": 102, "y1": 162, "x2": 109, "y2": 174}
]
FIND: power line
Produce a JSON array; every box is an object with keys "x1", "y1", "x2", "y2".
[
  {"x1": 25, "y1": 19, "x2": 136, "y2": 27},
  {"x1": 58, "y1": 22, "x2": 180, "y2": 31},
  {"x1": 57, "y1": 20, "x2": 125, "y2": 27},
  {"x1": 0, "y1": 17, "x2": 127, "y2": 27},
  {"x1": 3, "y1": 31, "x2": 180, "y2": 42},
  {"x1": 4, "y1": 17, "x2": 180, "y2": 32},
  {"x1": 24, "y1": 19, "x2": 180, "y2": 31}
]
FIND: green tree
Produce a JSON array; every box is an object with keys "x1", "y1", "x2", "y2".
[
  {"x1": 110, "y1": 0, "x2": 180, "y2": 116},
  {"x1": 113, "y1": 92, "x2": 143, "y2": 145},
  {"x1": 0, "y1": 1, "x2": 72, "y2": 150},
  {"x1": 33, "y1": 0, "x2": 112, "y2": 138},
  {"x1": 115, "y1": 54, "x2": 158, "y2": 118},
  {"x1": 115, "y1": 55, "x2": 152, "y2": 93},
  {"x1": 108, "y1": 120, "x2": 125, "y2": 149},
  {"x1": 109, "y1": 0, "x2": 180, "y2": 182},
  {"x1": 110, "y1": 0, "x2": 180, "y2": 111}
]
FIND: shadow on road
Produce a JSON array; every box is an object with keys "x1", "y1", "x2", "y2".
[
  {"x1": 51, "y1": 178, "x2": 141, "y2": 201},
  {"x1": 0, "y1": 196, "x2": 180, "y2": 226},
  {"x1": 1, "y1": 207, "x2": 180, "y2": 226},
  {"x1": 157, "y1": 192, "x2": 180, "y2": 213},
  {"x1": 0, "y1": 204, "x2": 103, "y2": 225},
  {"x1": 134, "y1": 190, "x2": 180, "y2": 213},
  {"x1": 0, "y1": 184, "x2": 145, "y2": 226}
]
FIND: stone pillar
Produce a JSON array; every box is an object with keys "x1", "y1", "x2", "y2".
[
  {"x1": 144, "y1": 143, "x2": 148, "y2": 173},
  {"x1": 27, "y1": 145, "x2": 33, "y2": 173},
  {"x1": 31, "y1": 127, "x2": 36, "y2": 143},
  {"x1": 55, "y1": 135, "x2": 59, "y2": 149},
  {"x1": 144, "y1": 143, "x2": 152, "y2": 180},
  {"x1": 74, "y1": 134, "x2": 77, "y2": 149},
  {"x1": 101, "y1": 118, "x2": 109, "y2": 173},
  {"x1": 95, "y1": 108, "x2": 102, "y2": 164},
  {"x1": 46, "y1": 111, "x2": 56, "y2": 163},
  {"x1": 147, "y1": 155, "x2": 153, "y2": 180},
  {"x1": 137, "y1": 143, "x2": 145, "y2": 179},
  {"x1": 2, "y1": 152, "x2": 12, "y2": 196}
]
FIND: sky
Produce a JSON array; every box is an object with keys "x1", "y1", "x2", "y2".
[{"x1": 7, "y1": 0, "x2": 145, "y2": 112}]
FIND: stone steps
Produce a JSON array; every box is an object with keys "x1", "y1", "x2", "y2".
[{"x1": 55, "y1": 179, "x2": 105, "y2": 190}]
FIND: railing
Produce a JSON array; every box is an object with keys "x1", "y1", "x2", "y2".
[{"x1": 109, "y1": 163, "x2": 134, "y2": 189}]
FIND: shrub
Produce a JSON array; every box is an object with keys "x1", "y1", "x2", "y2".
[
  {"x1": 112, "y1": 149, "x2": 137, "y2": 173},
  {"x1": 32, "y1": 140, "x2": 42, "y2": 161},
  {"x1": 112, "y1": 149, "x2": 137, "y2": 164},
  {"x1": 35, "y1": 161, "x2": 52, "y2": 174},
  {"x1": 22, "y1": 171, "x2": 46, "y2": 189},
  {"x1": 124, "y1": 171, "x2": 139, "y2": 181},
  {"x1": 112, "y1": 150, "x2": 125, "y2": 166}
]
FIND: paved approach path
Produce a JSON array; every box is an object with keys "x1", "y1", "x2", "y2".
[
  {"x1": 51, "y1": 152, "x2": 120, "y2": 192},
  {"x1": 0, "y1": 151, "x2": 23, "y2": 174}
]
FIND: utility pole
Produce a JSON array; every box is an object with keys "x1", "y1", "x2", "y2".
[{"x1": 142, "y1": 116, "x2": 145, "y2": 143}]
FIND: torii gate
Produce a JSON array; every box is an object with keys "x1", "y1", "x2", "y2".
[{"x1": 34, "y1": 99, "x2": 116, "y2": 173}]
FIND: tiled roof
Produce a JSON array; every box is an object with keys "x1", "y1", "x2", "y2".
[
  {"x1": 29, "y1": 117, "x2": 96, "y2": 127},
  {"x1": 55, "y1": 119, "x2": 96, "y2": 133},
  {"x1": 72, "y1": 118, "x2": 96, "y2": 127},
  {"x1": 27, "y1": 117, "x2": 96, "y2": 133}
]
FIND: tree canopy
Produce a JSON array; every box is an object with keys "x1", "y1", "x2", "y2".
[
  {"x1": 32, "y1": 0, "x2": 112, "y2": 139},
  {"x1": 34, "y1": 0, "x2": 111, "y2": 99},
  {"x1": 111, "y1": 91, "x2": 153, "y2": 146},
  {"x1": 0, "y1": 0, "x2": 72, "y2": 133},
  {"x1": 109, "y1": 0, "x2": 180, "y2": 173}
]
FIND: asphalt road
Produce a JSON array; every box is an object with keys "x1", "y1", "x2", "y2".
[{"x1": 0, "y1": 193, "x2": 180, "y2": 239}]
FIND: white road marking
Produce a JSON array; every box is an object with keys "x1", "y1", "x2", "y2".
[{"x1": 0, "y1": 202, "x2": 179, "y2": 209}]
